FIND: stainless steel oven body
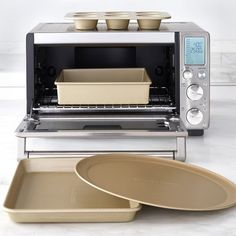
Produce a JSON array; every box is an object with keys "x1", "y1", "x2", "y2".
[{"x1": 16, "y1": 22, "x2": 210, "y2": 161}]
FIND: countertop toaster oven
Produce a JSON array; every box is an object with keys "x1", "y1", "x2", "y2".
[{"x1": 16, "y1": 22, "x2": 210, "y2": 161}]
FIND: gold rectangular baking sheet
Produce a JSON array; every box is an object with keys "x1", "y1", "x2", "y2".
[{"x1": 3, "y1": 158, "x2": 141, "y2": 223}]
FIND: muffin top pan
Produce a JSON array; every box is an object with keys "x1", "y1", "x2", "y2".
[
  {"x1": 65, "y1": 11, "x2": 171, "y2": 20},
  {"x1": 65, "y1": 11, "x2": 171, "y2": 30}
]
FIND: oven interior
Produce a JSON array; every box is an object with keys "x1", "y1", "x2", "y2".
[
  {"x1": 26, "y1": 44, "x2": 180, "y2": 132},
  {"x1": 33, "y1": 44, "x2": 178, "y2": 112}
]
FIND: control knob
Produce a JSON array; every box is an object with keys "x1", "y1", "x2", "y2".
[
  {"x1": 187, "y1": 108, "x2": 203, "y2": 125},
  {"x1": 183, "y1": 70, "x2": 193, "y2": 79},
  {"x1": 187, "y1": 84, "x2": 203, "y2": 101}
]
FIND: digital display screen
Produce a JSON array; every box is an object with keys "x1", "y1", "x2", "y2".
[{"x1": 185, "y1": 37, "x2": 205, "y2": 65}]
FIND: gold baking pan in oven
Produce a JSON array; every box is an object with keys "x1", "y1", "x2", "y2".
[
  {"x1": 76, "y1": 154, "x2": 236, "y2": 211},
  {"x1": 55, "y1": 68, "x2": 152, "y2": 105},
  {"x1": 3, "y1": 158, "x2": 141, "y2": 223}
]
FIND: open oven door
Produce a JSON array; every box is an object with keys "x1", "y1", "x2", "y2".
[{"x1": 15, "y1": 114, "x2": 187, "y2": 161}]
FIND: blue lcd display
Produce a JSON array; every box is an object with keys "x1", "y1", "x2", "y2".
[{"x1": 185, "y1": 37, "x2": 205, "y2": 65}]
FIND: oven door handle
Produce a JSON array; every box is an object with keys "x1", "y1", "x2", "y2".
[{"x1": 16, "y1": 129, "x2": 187, "y2": 138}]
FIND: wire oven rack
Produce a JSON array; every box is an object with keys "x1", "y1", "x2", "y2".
[{"x1": 33, "y1": 86, "x2": 176, "y2": 113}]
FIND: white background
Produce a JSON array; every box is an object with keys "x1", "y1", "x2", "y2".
[
  {"x1": 0, "y1": 0, "x2": 236, "y2": 53},
  {"x1": 0, "y1": 2, "x2": 236, "y2": 235}
]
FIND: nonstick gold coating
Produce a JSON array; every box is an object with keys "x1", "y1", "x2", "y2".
[
  {"x1": 106, "y1": 19, "x2": 130, "y2": 30},
  {"x1": 55, "y1": 68, "x2": 151, "y2": 105},
  {"x1": 65, "y1": 11, "x2": 171, "y2": 30},
  {"x1": 137, "y1": 19, "x2": 161, "y2": 30},
  {"x1": 3, "y1": 158, "x2": 141, "y2": 223},
  {"x1": 74, "y1": 19, "x2": 98, "y2": 30},
  {"x1": 76, "y1": 154, "x2": 236, "y2": 211}
]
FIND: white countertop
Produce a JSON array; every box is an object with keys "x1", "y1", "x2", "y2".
[{"x1": 0, "y1": 86, "x2": 236, "y2": 236}]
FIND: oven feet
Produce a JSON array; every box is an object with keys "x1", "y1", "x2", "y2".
[{"x1": 187, "y1": 129, "x2": 204, "y2": 136}]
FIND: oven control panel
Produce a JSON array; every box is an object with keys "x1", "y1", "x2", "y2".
[{"x1": 180, "y1": 32, "x2": 210, "y2": 130}]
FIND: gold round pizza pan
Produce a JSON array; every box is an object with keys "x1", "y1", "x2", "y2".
[{"x1": 75, "y1": 154, "x2": 236, "y2": 211}]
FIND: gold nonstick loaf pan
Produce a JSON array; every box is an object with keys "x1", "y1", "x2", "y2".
[
  {"x1": 3, "y1": 158, "x2": 141, "y2": 223},
  {"x1": 55, "y1": 68, "x2": 152, "y2": 105}
]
